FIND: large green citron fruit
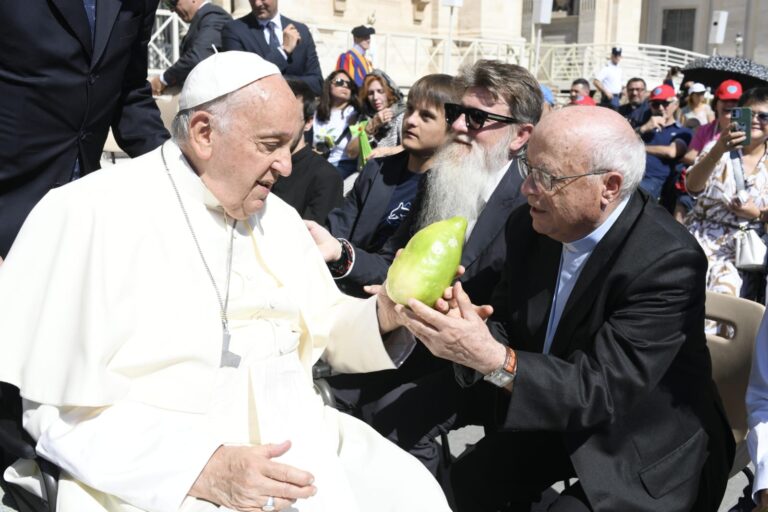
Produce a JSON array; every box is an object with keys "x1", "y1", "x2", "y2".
[{"x1": 385, "y1": 216, "x2": 467, "y2": 307}]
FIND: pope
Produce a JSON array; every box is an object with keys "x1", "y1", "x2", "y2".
[{"x1": 0, "y1": 52, "x2": 450, "y2": 512}]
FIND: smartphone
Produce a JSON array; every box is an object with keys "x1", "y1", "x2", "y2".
[{"x1": 731, "y1": 107, "x2": 752, "y2": 147}]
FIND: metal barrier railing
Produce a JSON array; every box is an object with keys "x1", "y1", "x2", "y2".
[{"x1": 147, "y1": 11, "x2": 706, "y2": 93}]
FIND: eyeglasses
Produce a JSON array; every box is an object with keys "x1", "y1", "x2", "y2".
[
  {"x1": 444, "y1": 103, "x2": 519, "y2": 130},
  {"x1": 650, "y1": 99, "x2": 676, "y2": 109},
  {"x1": 753, "y1": 111, "x2": 768, "y2": 123},
  {"x1": 332, "y1": 78, "x2": 352, "y2": 88},
  {"x1": 518, "y1": 157, "x2": 608, "y2": 191}
]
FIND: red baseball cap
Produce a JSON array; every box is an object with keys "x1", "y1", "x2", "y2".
[
  {"x1": 571, "y1": 95, "x2": 596, "y2": 106},
  {"x1": 649, "y1": 84, "x2": 675, "y2": 101},
  {"x1": 715, "y1": 79, "x2": 743, "y2": 100}
]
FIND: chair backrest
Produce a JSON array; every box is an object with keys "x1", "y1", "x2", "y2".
[
  {"x1": 155, "y1": 94, "x2": 179, "y2": 133},
  {"x1": 705, "y1": 291, "x2": 765, "y2": 476}
]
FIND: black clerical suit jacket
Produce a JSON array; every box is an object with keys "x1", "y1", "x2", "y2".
[
  {"x1": 271, "y1": 145, "x2": 343, "y2": 224},
  {"x1": 458, "y1": 191, "x2": 734, "y2": 511},
  {"x1": 0, "y1": 0, "x2": 169, "y2": 258},
  {"x1": 334, "y1": 158, "x2": 526, "y2": 304},
  {"x1": 221, "y1": 13, "x2": 323, "y2": 96},
  {"x1": 162, "y1": 3, "x2": 232, "y2": 87}
]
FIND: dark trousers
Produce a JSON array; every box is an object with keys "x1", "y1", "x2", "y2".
[
  {"x1": 329, "y1": 345, "x2": 494, "y2": 474},
  {"x1": 450, "y1": 430, "x2": 589, "y2": 512}
]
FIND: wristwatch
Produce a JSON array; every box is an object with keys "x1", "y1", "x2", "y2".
[{"x1": 483, "y1": 346, "x2": 517, "y2": 388}]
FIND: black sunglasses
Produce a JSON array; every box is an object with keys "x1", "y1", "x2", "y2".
[
  {"x1": 332, "y1": 78, "x2": 352, "y2": 89},
  {"x1": 444, "y1": 102, "x2": 519, "y2": 130},
  {"x1": 650, "y1": 99, "x2": 676, "y2": 108}
]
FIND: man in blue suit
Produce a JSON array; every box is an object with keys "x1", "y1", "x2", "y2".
[
  {"x1": 0, "y1": 0, "x2": 170, "y2": 260},
  {"x1": 221, "y1": 0, "x2": 323, "y2": 96}
]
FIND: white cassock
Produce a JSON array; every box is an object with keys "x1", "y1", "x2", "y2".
[{"x1": 0, "y1": 142, "x2": 450, "y2": 512}]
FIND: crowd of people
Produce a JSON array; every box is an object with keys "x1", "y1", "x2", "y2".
[{"x1": 4, "y1": 1, "x2": 768, "y2": 512}]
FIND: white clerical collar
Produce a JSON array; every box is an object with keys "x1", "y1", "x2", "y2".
[
  {"x1": 164, "y1": 142, "x2": 267, "y2": 232},
  {"x1": 563, "y1": 194, "x2": 630, "y2": 254},
  {"x1": 163, "y1": 142, "x2": 221, "y2": 210}
]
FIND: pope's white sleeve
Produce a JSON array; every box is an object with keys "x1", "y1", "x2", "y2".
[
  {"x1": 24, "y1": 399, "x2": 221, "y2": 512},
  {"x1": 747, "y1": 311, "x2": 768, "y2": 501}
]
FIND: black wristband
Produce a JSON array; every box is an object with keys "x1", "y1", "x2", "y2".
[{"x1": 328, "y1": 238, "x2": 355, "y2": 279}]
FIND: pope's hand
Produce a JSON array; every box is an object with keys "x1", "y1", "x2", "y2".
[
  {"x1": 190, "y1": 441, "x2": 316, "y2": 511},
  {"x1": 395, "y1": 281, "x2": 503, "y2": 374},
  {"x1": 367, "y1": 283, "x2": 400, "y2": 334},
  {"x1": 304, "y1": 220, "x2": 342, "y2": 262}
]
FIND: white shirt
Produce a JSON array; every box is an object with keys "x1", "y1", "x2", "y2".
[
  {"x1": 260, "y1": 10, "x2": 287, "y2": 60},
  {"x1": 596, "y1": 61, "x2": 623, "y2": 95},
  {"x1": 313, "y1": 105, "x2": 357, "y2": 165},
  {"x1": 747, "y1": 311, "x2": 768, "y2": 501}
]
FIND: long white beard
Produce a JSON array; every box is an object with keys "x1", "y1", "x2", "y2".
[{"x1": 417, "y1": 131, "x2": 514, "y2": 229}]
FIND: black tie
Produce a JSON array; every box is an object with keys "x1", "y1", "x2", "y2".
[
  {"x1": 83, "y1": 0, "x2": 96, "y2": 44},
  {"x1": 265, "y1": 21, "x2": 281, "y2": 52}
]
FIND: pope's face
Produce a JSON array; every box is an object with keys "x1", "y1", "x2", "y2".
[
  {"x1": 203, "y1": 77, "x2": 298, "y2": 219},
  {"x1": 250, "y1": 0, "x2": 278, "y2": 21}
]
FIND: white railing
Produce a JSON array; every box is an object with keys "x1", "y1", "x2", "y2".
[
  {"x1": 149, "y1": 9, "x2": 188, "y2": 73},
  {"x1": 310, "y1": 25, "x2": 527, "y2": 89},
  {"x1": 147, "y1": 12, "x2": 706, "y2": 95},
  {"x1": 533, "y1": 42, "x2": 707, "y2": 93}
]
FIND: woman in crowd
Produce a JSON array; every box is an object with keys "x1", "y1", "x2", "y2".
[
  {"x1": 685, "y1": 87, "x2": 768, "y2": 298},
  {"x1": 348, "y1": 71, "x2": 405, "y2": 161},
  {"x1": 313, "y1": 69, "x2": 360, "y2": 178},
  {"x1": 681, "y1": 82, "x2": 715, "y2": 130}
]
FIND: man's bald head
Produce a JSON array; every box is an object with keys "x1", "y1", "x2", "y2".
[{"x1": 530, "y1": 107, "x2": 645, "y2": 197}]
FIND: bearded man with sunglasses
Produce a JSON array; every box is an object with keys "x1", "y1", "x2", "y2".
[
  {"x1": 636, "y1": 84, "x2": 692, "y2": 210},
  {"x1": 312, "y1": 60, "x2": 541, "y2": 478},
  {"x1": 396, "y1": 106, "x2": 734, "y2": 512}
]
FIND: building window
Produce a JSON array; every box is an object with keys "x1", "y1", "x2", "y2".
[{"x1": 662, "y1": 9, "x2": 696, "y2": 51}]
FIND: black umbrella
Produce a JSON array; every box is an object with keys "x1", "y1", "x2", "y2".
[{"x1": 682, "y1": 55, "x2": 768, "y2": 91}]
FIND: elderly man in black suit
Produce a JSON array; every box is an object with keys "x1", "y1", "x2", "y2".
[
  {"x1": 149, "y1": 0, "x2": 232, "y2": 95},
  {"x1": 398, "y1": 106, "x2": 734, "y2": 511},
  {"x1": 221, "y1": 0, "x2": 322, "y2": 95},
  {"x1": 0, "y1": 0, "x2": 169, "y2": 259}
]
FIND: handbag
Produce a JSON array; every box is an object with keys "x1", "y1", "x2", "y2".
[
  {"x1": 731, "y1": 150, "x2": 768, "y2": 271},
  {"x1": 735, "y1": 225, "x2": 768, "y2": 271}
]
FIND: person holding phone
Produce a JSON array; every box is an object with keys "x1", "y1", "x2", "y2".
[{"x1": 684, "y1": 87, "x2": 768, "y2": 298}]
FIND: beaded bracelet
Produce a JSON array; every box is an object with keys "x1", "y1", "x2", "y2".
[{"x1": 328, "y1": 238, "x2": 355, "y2": 279}]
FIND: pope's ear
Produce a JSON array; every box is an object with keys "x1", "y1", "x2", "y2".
[{"x1": 187, "y1": 111, "x2": 215, "y2": 160}]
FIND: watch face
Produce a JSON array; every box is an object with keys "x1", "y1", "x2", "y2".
[{"x1": 484, "y1": 369, "x2": 514, "y2": 388}]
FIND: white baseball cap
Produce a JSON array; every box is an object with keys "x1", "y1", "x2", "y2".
[
  {"x1": 688, "y1": 83, "x2": 706, "y2": 94},
  {"x1": 179, "y1": 51, "x2": 280, "y2": 110}
]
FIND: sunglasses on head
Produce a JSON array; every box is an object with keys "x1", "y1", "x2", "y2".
[
  {"x1": 332, "y1": 78, "x2": 352, "y2": 88},
  {"x1": 444, "y1": 102, "x2": 518, "y2": 130}
]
